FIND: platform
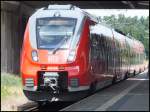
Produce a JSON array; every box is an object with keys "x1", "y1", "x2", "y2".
[{"x1": 61, "y1": 70, "x2": 149, "y2": 111}]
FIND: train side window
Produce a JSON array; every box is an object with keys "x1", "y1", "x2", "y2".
[
  {"x1": 91, "y1": 34, "x2": 94, "y2": 56},
  {"x1": 91, "y1": 34, "x2": 97, "y2": 59},
  {"x1": 97, "y1": 35, "x2": 100, "y2": 59},
  {"x1": 92, "y1": 34, "x2": 97, "y2": 47}
]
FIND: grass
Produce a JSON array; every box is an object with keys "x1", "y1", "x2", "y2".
[{"x1": 1, "y1": 72, "x2": 23, "y2": 100}]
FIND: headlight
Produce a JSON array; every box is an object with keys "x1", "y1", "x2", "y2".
[
  {"x1": 31, "y1": 50, "x2": 38, "y2": 62},
  {"x1": 67, "y1": 50, "x2": 76, "y2": 62}
]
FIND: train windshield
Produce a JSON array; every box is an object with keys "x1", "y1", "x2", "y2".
[{"x1": 36, "y1": 18, "x2": 76, "y2": 49}]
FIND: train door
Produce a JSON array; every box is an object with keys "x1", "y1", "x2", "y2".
[
  {"x1": 103, "y1": 37, "x2": 107, "y2": 74},
  {"x1": 119, "y1": 42, "x2": 123, "y2": 79},
  {"x1": 105, "y1": 38, "x2": 109, "y2": 74},
  {"x1": 98, "y1": 35, "x2": 103, "y2": 73},
  {"x1": 100, "y1": 36, "x2": 106, "y2": 74},
  {"x1": 107, "y1": 38, "x2": 111, "y2": 74},
  {"x1": 89, "y1": 34, "x2": 96, "y2": 78},
  {"x1": 115, "y1": 41, "x2": 122, "y2": 80},
  {"x1": 126, "y1": 40, "x2": 130, "y2": 75},
  {"x1": 90, "y1": 34, "x2": 101, "y2": 74},
  {"x1": 120, "y1": 43, "x2": 124, "y2": 78},
  {"x1": 109, "y1": 39, "x2": 113, "y2": 73},
  {"x1": 112, "y1": 39, "x2": 116, "y2": 79}
]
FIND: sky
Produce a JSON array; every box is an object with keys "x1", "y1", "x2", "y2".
[{"x1": 84, "y1": 9, "x2": 149, "y2": 18}]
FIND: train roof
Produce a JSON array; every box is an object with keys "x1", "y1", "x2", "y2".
[
  {"x1": 91, "y1": 24, "x2": 126, "y2": 42},
  {"x1": 32, "y1": 4, "x2": 98, "y2": 23},
  {"x1": 90, "y1": 24, "x2": 113, "y2": 38}
]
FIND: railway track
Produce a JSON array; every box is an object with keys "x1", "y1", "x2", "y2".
[
  {"x1": 17, "y1": 102, "x2": 38, "y2": 111},
  {"x1": 17, "y1": 101, "x2": 75, "y2": 111}
]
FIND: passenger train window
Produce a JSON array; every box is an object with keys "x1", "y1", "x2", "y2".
[
  {"x1": 36, "y1": 18, "x2": 76, "y2": 49},
  {"x1": 93, "y1": 34, "x2": 98, "y2": 47}
]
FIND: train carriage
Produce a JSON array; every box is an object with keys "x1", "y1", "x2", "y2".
[{"x1": 20, "y1": 4, "x2": 146, "y2": 102}]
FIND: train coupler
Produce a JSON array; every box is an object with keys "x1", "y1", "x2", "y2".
[{"x1": 43, "y1": 72, "x2": 60, "y2": 94}]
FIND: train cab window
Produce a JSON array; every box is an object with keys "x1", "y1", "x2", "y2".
[{"x1": 36, "y1": 18, "x2": 76, "y2": 49}]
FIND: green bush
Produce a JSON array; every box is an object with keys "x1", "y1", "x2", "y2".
[{"x1": 1, "y1": 73, "x2": 23, "y2": 99}]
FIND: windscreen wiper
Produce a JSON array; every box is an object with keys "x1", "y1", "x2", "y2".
[{"x1": 52, "y1": 37, "x2": 68, "y2": 54}]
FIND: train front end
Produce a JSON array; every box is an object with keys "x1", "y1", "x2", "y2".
[{"x1": 20, "y1": 5, "x2": 91, "y2": 101}]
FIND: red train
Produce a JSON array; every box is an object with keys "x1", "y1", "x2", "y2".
[{"x1": 20, "y1": 5, "x2": 146, "y2": 102}]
